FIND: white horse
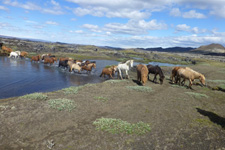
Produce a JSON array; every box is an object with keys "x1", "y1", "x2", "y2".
[
  {"x1": 14, "y1": 51, "x2": 21, "y2": 56},
  {"x1": 9, "y1": 52, "x2": 19, "y2": 58},
  {"x1": 117, "y1": 60, "x2": 134, "y2": 79}
]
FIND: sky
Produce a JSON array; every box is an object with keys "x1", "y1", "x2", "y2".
[{"x1": 0, "y1": 0, "x2": 225, "y2": 48}]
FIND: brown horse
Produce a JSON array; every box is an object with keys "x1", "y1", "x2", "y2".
[
  {"x1": 31, "y1": 55, "x2": 40, "y2": 62},
  {"x1": 1, "y1": 45, "x2": 13, "y2": 54},
  {"x1": 44, "y1": 57, "x2": 56, "y2": 65},
  {"x1": 137, "y1": 64, "x2": 148, "y2": 85},
  {"x1": 170, "y1": 66, "x2": 183, "y2": 83},
  {"x1": 177, "y1": 67, "x2": 206, "y2": 88},
  {"x1": 81, "y1": 63, "x2": 96, "y2": 74},
  {"x1": 20, "y1": 51, "x2": 28, "y2": 57},
  {"x1": 100, "y1": 65, "x2": 117, "y2": 79}
]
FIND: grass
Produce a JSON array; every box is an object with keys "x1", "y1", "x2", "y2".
[
  {"x1": 48, "y1": 98, "x2": 76, "y2": 112},
  {"x1": 20, "y1": 93, "x2": 48, "y2": 100},
  {"x1": 62, "y1": 86, "x2": 80, "y2": 94},
  {"x1": 185, "y1": 92, "x2": 209, "y2": 99},
  {"x1": 171, "y1": 84, "x2": 186, "y2": 89},
  {"x1": 105, "y1": 80, "x2": 128, "y2": 83},
  {"x1": 93, "y1": 117, "x2": 151, "y2": 135},
  {"x1": 207, "y1": 80, "x2": 225, "y2": 84},
  {"x1": 126, "y1": 86, "x2": 153, "y2": 92},
  {"x1": 94, "y1": 96, "x2": 109, "y2": 102}
]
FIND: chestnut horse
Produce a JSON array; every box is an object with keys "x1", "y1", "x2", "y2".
[
  {"x1": 100, "y1": 65, "x2": 117, "y2": 78},
  {"x1": 147, "y1": 64, "x2": 165, "y2": 84},
  {"x1": 31, "y1": 55, "x2": 40, "y2": 62},
  {"x1": 20, "y1": 51, "x2": 28, "y2": 58},
  {"x1": 1, "y1": 44, "x2": 13, "y2": 54},
  {"x1": 44, "y1": 57, "x2": 56, "y2": 65},
  {"x1": 137, "y1": 64, "x2": 148, "y2": 85},
  {"x1": 81, "y1": 63, "x2": 96, "y2": 74}
]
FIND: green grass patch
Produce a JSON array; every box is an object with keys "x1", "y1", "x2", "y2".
[
  {"x1": 48, "y1": 98, "x2": 76, "y2": 112},
  {"x1": 171, "y1": 84, "x2": 186, "y2": 89},
  {"x1": 62, "y1": 86, "x2": 80, "y2": 94},
  {"x1": 94, "y1": 96, "x2": 109, "y2": 102},
  {"x1": 20, "y1": 93, "x2": 48, "y2": 100},
  {"x1": 126, "y1": 86, "x2": 153, "y2": 92},
  {"x1": 185, "y1": 92, "x2": 209, "y2": 99},
  {"x1": 93, "y1": 118, "x2": 151, "y2": 135},
  {"x1": 219, "y1": 84, "x2": 225, "y2": 89},
  {"x1": 105, "y1": 80, "x2": 128, "y2": 83},
  {"x1": 207, "y1": 80, "x2": 225, "y2": 84}
]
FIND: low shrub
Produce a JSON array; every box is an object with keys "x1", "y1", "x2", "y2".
[
  {"x1": 20, "y1": 93, "x2": 48, "y2": 100},
  {"x1": 48, "y1": 98, "x2": 76, "y2": 111},
  {"x1": 93, "y1": 117, "x2": 151, "y2": 135}
]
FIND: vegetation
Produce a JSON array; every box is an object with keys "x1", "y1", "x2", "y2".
[
  {"x1": 185, "y1": 92, "x2": 209, "y2": 99},
  {"x1": 93, "y1": 117, "x2": 151, "y2": 135},
  {"x1": 126, "y1": 86, "x2": 153, "y2": 92},
  {"x1": 48, "y1": 98, "x2": 76, "y2": 111},
  {"x1": 94, "y1": 96, "x2": 109, "y2": 102},
  {"x1": 62, "y1": 86, "x2": 80, "y2": 94},
  {"x1": 20, "y1": 93, "x2": 48, "y2": 100}
]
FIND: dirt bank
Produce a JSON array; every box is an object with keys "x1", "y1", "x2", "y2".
[{"x1": 0, "y1": 62, "x2": 225, "y2": 150}]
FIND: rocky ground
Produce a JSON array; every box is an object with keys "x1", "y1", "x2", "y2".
[{"x1": 0, "y1": 59, "x2": 225, "y2": 150}]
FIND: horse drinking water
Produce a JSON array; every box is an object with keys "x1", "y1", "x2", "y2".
[{"x1": 117, "y1": 60, "x2": 134, "y2": 79}]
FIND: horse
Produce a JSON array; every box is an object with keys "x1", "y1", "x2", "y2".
[
  {"x1": 177, "y1": 67, "x2": 206, "y2": 89},
  {"x1": 1, "y1": 45, "x2": 13, "y2": 54},
  {"x1": 147, "y1": 64, "x2": 165, "y2": 84},
  {"x1": 58, "y1": 60, "x2": 69, "y2": 69},
  {"x1": 41, "y1": 53, "x2": 51, "y2": 60},
  {"x1": 20, "y1": 51, "x2": 28, "y2": 58},
  {"x1": 31, "y1": 55, "x2": 40, "y2": 62},
  {"x1": 81, "y1": 63, "x2": 96, "y2": 74},
  {"x1": 8, "y1": 52, "x2": 19, "y2": 58},
  {"x1": 170, "y1": 66, "x2": 183, "y2": 83},
  {"x1": 68, "y1": 60, "x2": 82, "y2": 73},
  {"x1": 14, "y1": 51, "x2": 21, "y2": 56},
  {"x1": 117, "y1": 60, "x2": 134, "y2": 79},
  {"x1": 137, "y1": 64, "x2": 148, "y2": 86},
  {"x1": 44, "y1": 57, "x2": 56, "y2": 65},
  {"x1": 100, "y1": 65, "x2": 117, "y2": 79}
]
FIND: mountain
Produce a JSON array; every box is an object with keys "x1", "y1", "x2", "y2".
[
  {"x1": 144, "y1": 47, "x2": 194, "y2": 53},
  {"x1": 191, "y1": 43, "x2": 225, "y2": 54}
]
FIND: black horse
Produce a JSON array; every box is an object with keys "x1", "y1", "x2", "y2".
[
  {"x1": 58, "y1": 60, "x2": 69, "y2": 69},
  {"x1": 147, "y1": 64, "x2": 165, "y2": 84}
]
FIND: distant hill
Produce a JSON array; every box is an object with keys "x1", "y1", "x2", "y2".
[
  {"x1": 143, "y1": 47, "x2": 194, "y2": 53},
  {"x1": 191, "y1": 43, "x2": 225, "y2": 54}
]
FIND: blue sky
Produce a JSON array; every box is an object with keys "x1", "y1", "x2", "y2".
[{"x1": 0, "y1": 0, "x2": 225, "y2": 48}]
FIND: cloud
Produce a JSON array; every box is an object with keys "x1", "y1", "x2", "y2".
[
  {"x1": 170, "y1": 8, "x2": 206, "y2": 19},
  {"x1": 183, "y1": 10, "x2": 206, "y2": 18},
  {"x1": 2, "y1": 0, "x2": 64, "y2": 15},
  {"x1": 0, "y1": 5, "x2": 9, "y2": 11},
  {"x1": 175, "y1": 24, "x2": 207, "y2": 34},
  {"x1": 103, "y1": 19, "x2": 167, "y2": 35},
  {"x1": 45, "y1": 21, "x2": 58, "y2": 25},
  {"x1": 82, "y1": 24, "x2": 101, "y2": 32}
]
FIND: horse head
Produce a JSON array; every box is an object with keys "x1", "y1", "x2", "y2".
[
  {"x1": 126, "y1": 60, "x2": 134, "y2": 68},
  {"x1": 199, "y1": 74, "x2": 206, "y2": 86}
]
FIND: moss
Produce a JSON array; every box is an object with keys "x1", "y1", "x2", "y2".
[
  {"x1": 185, "y1": 92, "x2": 209, "y2": 99},
  {"x1": 20, "y1": 93, "x2": 48, "y2": 100},
  {"x1": 193, "y1": 118, "x2": 214, "y2": 127},
  {"x1": 126, "y1": 86, "x2": 153, "y2": 92},
  {"x1": 93, "y1": 117, "x2": 151, "y2": 135},
  {"x1": 48, "y1": 98, "x2": 76, "y2": 112}
]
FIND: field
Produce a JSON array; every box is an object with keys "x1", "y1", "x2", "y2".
[{"x1": 0, "y1": 55, "x2": 225, "y2": 150}]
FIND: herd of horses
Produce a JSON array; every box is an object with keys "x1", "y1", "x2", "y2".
[{"x1": 1, "y1": 43, "x2": 206, "y2": 89}]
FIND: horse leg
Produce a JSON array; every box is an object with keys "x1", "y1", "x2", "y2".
[
  {"x1": 125, "y1": 70, "x2": 129, "y2": 79},
  {"x1": 118, "y1": 69, "x2": 123, "y2": 80},
  {"x1": 153, "y1": 74, "x2": 157, "y2": 83},
  {"x1": 189, "y1": 79, "x2": 193, "y2": 89}
]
